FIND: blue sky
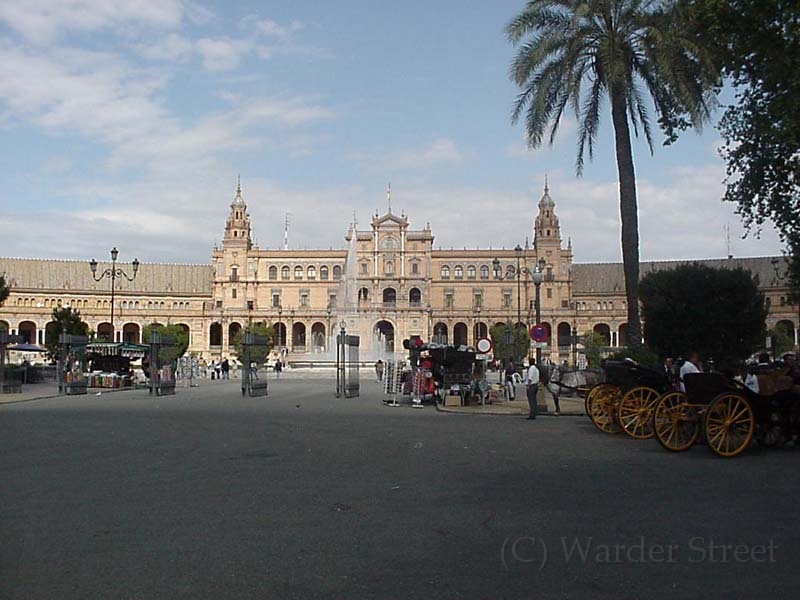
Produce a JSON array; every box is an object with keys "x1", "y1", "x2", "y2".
[{"x1": 0, "y1": 0, "x2": 783, "y2": 264}]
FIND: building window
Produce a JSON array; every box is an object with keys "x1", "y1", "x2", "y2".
[
  {"x1": 467, "y1": 266, "x2": 476, "y2": 279},
  {"x1": 441, "y1": 266, "x2": 450, "y2": 279},
  {"x1": 473, "y1": 293, "x2": 483, "y2": 308},
  {"x1": 269, "y1": 266, "x2": 277, "y2": 280},
  {"x1": 359, "y1": 287, "x2": 370, "y2": 301},
  {"x1": 454, "y1": 266, "x2": 463, "y2": 279},
  {"x1": 232, "y1": 289, "x2": 237, "y2": 299},
  {"x1": 215, "y1": 300, "x2": 222, "y2": 309},
  {"x1": 231, "y1": 266, "x2": 238, "y2": 281},
  {"x1": 411, "y1": 262, "x2": 419, "y2": 275},
  {"x1": 329, "y1": 294, "x2": 337, "y2": 307},
  {"x1": 361, "y1": 262, "x2": 368, "y2": 275},
  {"x1": 307, "y1": 266, "x2": 316, "y2": 280},
  {"x1": 480, "y1": 265, "x2": 489, "y2": 279},
  {"x1": 547, "y1": 288, "x2": 552, "y2": 299},
  {"x1": 318, "y1": 266, "x2": 328, "y2": 280},
  {"x1": 281, "y1": 266, "x2": 290, "y2": 280},
  {"x1": 385, "y1": 260, "x2": 394, "y2": 275},
  {"x1": 294, "y1": 266, "x2": 303, "y2": 280},
  {"x1": 503, "y1": 292, "x2": 512, "y2": 308},
  {"x1": 333, "y1": 266, "x2": 342, "y2": 280},
  {"x1": 300, "y1": 293, "x2": 309, "y2": 307},
  {"x1": 272, "y1": 294, "x2": 281, "y2": 308},
  {"x1": 445, "y1": 292, "x2": 454, "y2": 309}
]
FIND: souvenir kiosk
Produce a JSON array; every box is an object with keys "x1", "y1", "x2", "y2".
[{"x1": 84, "y1": 342, "x2": 148, "y2": 389}]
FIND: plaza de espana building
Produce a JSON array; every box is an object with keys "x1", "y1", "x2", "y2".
[{"x1": 1, "y1": 182, "x2": 798, "y2": 362}]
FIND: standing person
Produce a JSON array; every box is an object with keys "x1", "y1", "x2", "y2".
[
  {"x1": 221, "y1": 357, "x2": 230, "y2": 380},
  {"x1": 375, "y1": 359, "x2": 384, "y2": 382},
  {"x1": 545, "y1": 362, "x2": 562, "y2": 416},
  {"x1": 214, "y1": 359, "x2": 222, "y2": 381},
  {"x1": 524, "y1": 359, "x2": 540, "y2": 420},
  {"x1": 679, "y1": 352, "x2": 701, "y2": 393},
  {"x1": 662, "y1": 357, "x2": 678, "y2": 390},
  {"x1": 209, "y1": 359, "x2": 217, "y2": 380},
  {"x1": 504, "y1": 360, "x2": 516, "y2": 400},
  {"x1": 274, "y1": 358, "x2": 282, "y2": 379}
]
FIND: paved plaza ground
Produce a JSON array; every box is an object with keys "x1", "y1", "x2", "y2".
[{"x1": 1, "y1": 377, "x2": 799, "y2": 599}]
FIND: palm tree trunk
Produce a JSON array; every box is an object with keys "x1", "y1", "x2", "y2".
[{"x1": 610, "y1": 84, "x2": 643, "y2": 346}]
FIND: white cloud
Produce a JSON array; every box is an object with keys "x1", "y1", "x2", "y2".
[
  {"x1": 352, "y1": 137, "x2": 465, "y2": 173},
  {"x1": 133, "y1": 33, "x2": 194, "y2": 63},
  {"x1": 0, "y1": 0, "x2": 184, "y2": 44},
  {"x1": 196, "y1": 38, "x2": 250, "y2": 71}
]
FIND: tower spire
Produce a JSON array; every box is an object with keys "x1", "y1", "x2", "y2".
[
  {"x1": 544, "y1": 173, "x2": 549, "y2": 195},
  {"x1": 387, "y1": 182, "x2": 392, "y2": 214},
  {"x1": 236, "y1": 174, "x2": 242, "y2": 197}
]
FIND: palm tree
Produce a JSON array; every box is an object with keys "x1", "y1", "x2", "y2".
[{"x1": 506, "y1": 0, "x2": 718, "y2": 345}]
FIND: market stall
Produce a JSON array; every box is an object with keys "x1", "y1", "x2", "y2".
[{"x1": 85, "y1": 342, "x2": 148, "y2": 389}]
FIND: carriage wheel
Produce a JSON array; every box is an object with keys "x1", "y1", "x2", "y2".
[
  {"x1": 588, "y1": 384, "x2": 622, "y2": 434},
  {"x1": 584, "y1": 383, "x2": 613, "y2": 417},
  {"x1": 705, "y1": 393, "x2": 754, "y2": 458},
  {"x1": 654, "y1": 392, "x2": 698, "y2": 452},
  {"x1": 617, "y1": 386, "x2": 661, "y2": 439}
]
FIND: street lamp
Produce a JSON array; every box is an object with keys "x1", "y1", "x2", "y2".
[
  {"x1": 492, "y1": 245, "x2": 537, "y2": 346},
  {"x1": 532, "y1": 262, "x2": 544, "y2": 365},
  {"x1": 290, "y1": 308, "x2": 295, "y2": 352},
  {"x1": 277, "y1": 305, "x2": 283, "y2": 349},
  {"x1": 326, "y1": 305, "x2": 332, "y2": 349},
  {"x1": 89, "y1": 247, "x2": 139, "y2": 340}
]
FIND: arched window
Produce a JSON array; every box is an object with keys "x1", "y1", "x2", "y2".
[
  {"x1": 333, "y1": 266, "x2": 342, "y2": 280},
  {"x1": 294, "y1": 266, "x2": 303, "y2": 280},
  {"x1": 269, "y1": 266, "x2": 277, "y2": 280},
  {"x1": 383, "y1": 288, "x2": 397, "y2": 305},
  {"x1": 441, "y1": 266, "x2": 450, "y2": 279},
  {"x1": 480, "y1": 265, "x2": 489, "y2": 279},
  {"x1": 385, "y1": 260, "x2": 394, "y2": 275},
  {"x1": 409, "y1": 287, "x2": 421, "y2": 306},
  {"x1": 467, "y1": 266, "x2": 476, "y2": 279},
  {"x1": 454, "y1": 265, "x2": 463, "y2": 279},
  {"x1": 307, "y1": 265, "x2": 316, "y2": 279},
  {"x1": 320, "y1": 266, "x2": 329, "y2": 280},
  {"x1": 359, "y1": 287, "x2": 369, "y2": 301},
  {"x1": 281, "y1": 266, "x2": 290, "y2": 280}
]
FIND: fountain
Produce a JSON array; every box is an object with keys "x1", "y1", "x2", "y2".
[{"x1": 288, "y1": 222, "x2": 395, "y2": 370}]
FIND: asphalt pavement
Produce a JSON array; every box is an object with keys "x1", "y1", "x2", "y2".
[{"x1": 1, "y1": 377, "x2": 798, "y2": 599}]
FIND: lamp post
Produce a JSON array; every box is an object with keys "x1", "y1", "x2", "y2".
[
  {"x1": 474, "y1": 305, "x2": 482, "y2": 345},
  {"x1": 89, "y1": 247, "x2": 139, "y2": 340},
  {"x1": 277, "y1": 305, "x2": 283, "y2": 349},
  {"x1": 492, "y1": 246, "x2": 536, "y2": 357},
  {"x1": 532, "y1": 263, "x2": 544, "y2": 365},
  {"x1": 326, "y1": 306, "x2": 332, "y2": 351},
  {"x1": 290, "y1": 308, "x2": 295, "y2": 352}
]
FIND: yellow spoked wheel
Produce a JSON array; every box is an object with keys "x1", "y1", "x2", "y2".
[
  {"x1": 617, "y1": 386, "x2": 661, "y2": 439},
  {"x1": 588, "y1": 384, "x2": 622, "y2": 434},
  {"x1": 654, "y1": 392, "x2": 699, "y2": 452},
  {"x1": 705, "y1": 393, "x2": 754, "y2": 458}
]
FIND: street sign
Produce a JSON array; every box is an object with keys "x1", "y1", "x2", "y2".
[
  {"x1": 476, "y1": 337, "x2": 493, "y2": 353},
  {"x1": 476, "y1": 353, "x2": 491, "y2": 360},
  {"x1": 530, "y1": 325, "x2": 547, "y2": 342},
  {"x1": 530, "y1": 342, "x2": 548, "y2": 349}
]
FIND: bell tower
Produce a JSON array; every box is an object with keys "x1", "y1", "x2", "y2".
[
  {"x1": 223, "y1": 177, "x2": 252, "y2": 250},
  {"x1": 533, "y1": 178, "x2": 561, "y2": 246}
]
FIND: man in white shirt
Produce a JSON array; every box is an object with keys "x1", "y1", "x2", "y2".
[
  {"x1": 679, "y1": 352, "x2": 701, "y2": 393},
  {"x1": 524, "y1": 360, "x2": 540, "y2": 420}
]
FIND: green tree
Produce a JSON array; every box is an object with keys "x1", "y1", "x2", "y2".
[
  {"x1": 231, "y1": 322, "x2": 274, "y2": 366},
  {"x1": 44, "y1": 306, "x2": 89, "y2": 360},
  {"x1": 768, "y1": 323, "x2": 794, "y2": 357},
  {"x1": 506, "y1": 0, "x2": 718, "y2": 346},
  {"x1": 582, "y1": 332, "x2": 607, "y2": 367},
  {"x1": 639, "y1": 264, "x2": 767, "y2": 367},
  {"x1": 0, "y1": 274, "x2": 9, "y2": 308},
  {"x1": 142, "y1": 323, "x2": 189, "y2": 365},
  {"x1": 490, "y1": 323, "x2": 530, "y2": 365},
  {"x1": 688, "y1": 1, "x2": 800, "y2": 250}
]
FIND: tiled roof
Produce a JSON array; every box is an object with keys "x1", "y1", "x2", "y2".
[
  {"x1": 574, "y1": 256, "x2": 789, "y2": 294},
  {"x1": 0, "y1": 258, "x2": 212, "y2": 295}
]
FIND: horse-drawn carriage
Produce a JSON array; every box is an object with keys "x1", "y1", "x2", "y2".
[
  {"x1": 654, "y1": 371, "x2": 800, "y2": 457},
  {"x1": 584, "y1": 359, "x2": 671, "y2": 439}
]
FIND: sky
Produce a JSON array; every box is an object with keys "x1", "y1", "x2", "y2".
[{"x1": 0, "y1": 0, "x2": 784, "y2": 266}]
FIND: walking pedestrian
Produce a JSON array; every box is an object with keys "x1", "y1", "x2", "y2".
[
  {"x1": 274, "y1": 358, "x2": 283, "y2": 379},
  {"x1": 375, "y1": 359, "x2": 384, "y2": 382},
  {"x1": 524, "y1": 359, "x2": 540, "y2": 420},
  {"x1": 504, "y1": 360, "x2": 516, "y2": 400},
  {"x1": 221, "y1": 358, "x2": 230, "y2": 380}
]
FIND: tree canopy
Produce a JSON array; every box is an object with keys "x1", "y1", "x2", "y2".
[
  {"x1": 639, "y1": 263, "x2": 767, "y2": 366},
  {"x1": 231, "y1": 322, "x2": 274, "y2": 366},
  {"x1": 688, "y1": 1, "x2": 800, "y2": 251},
  {"x1": 490, "y1": 323, "x2": 530, "y2": 365},
  {"x1": 142, "y1": 323, "x2": 189, "y2": 365},
  {"x1": 0, "y1": 274, "x2": 9, "y2": 308},
  {"x1": 44, "y1": 306, "x2": 89, "y2": 360},
  {"x1": 506, "y1": 0, "x2": 719, "y2": 346}
]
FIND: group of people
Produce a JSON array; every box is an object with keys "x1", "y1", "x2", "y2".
[
  {"x1": 504, "y1": 358, "x2": 562, "y2": 420},
  {"x1": 203, "y1": 357, "x2": 230, "y2": 380}
]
